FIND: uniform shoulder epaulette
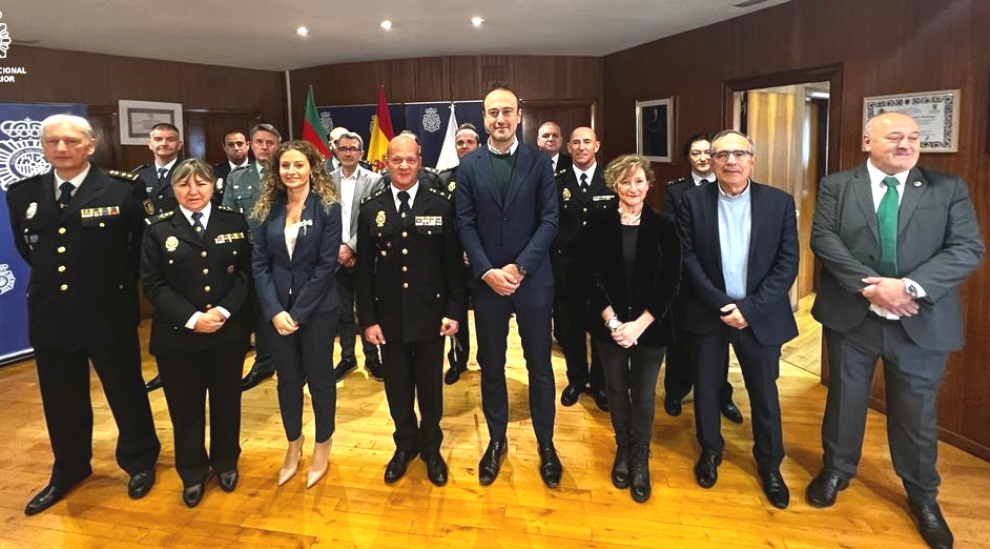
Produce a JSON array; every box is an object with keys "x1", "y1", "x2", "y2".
[
  {"x1": 554, "y1": 168, "x2": 569, "y2": 178},
  {"x1": 132, "y1": 163, "x2": 151, "y2": 171},
  {"x1": 665, "y1": 176, "x2": 689, "y2": 186},
  {"x1": 216, "y1": 205, "x2": 239, "y2": 214},
  {"x1": 109, "y1": 169, "x2": 140, "y2": 182},
  {"x1": 230, "y1": 164, "x2": 252, "y2": 172},
  {"x1": 424, "y1": 167, "x2": 440, "y2": 175},
  {"x1": 427, "y1": 186, "x2": 451, "y2": 201},
  {"x1": 145, "y1": 210, "x2": 175, "y2": 226},
  {"x1": 5, "y1": 173, "x2": 42, "y2": 191},
  {"x1": 437, "y1": 166, "x2": 455, "y2": 175},
  {"x1": 361, "y1": 188, "x2": 387, "y2": 206}
]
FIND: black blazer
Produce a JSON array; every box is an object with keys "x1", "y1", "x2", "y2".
[
  {"x1": 586, "y1": 206, "x2": 681, "y2": 348},
  {"x1": 135, "y1": 163, "x2": 178, "y2": 215},
  {"x1": 677, "y1": 181, "x2": 799, "y2": 346},
  {"x1": 553, "y1": 166, "x2": 616, "y2": 269},
  {"x1": 252, "y1": 192, "x2": 341, "y2": 325},
  {"x1": 142, "y1": 206, "x2": 253, "y2": 356}
]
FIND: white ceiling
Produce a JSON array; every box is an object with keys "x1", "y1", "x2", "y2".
[{"x1": 2, "y1": 0, "x2": 790, "y2": 71}]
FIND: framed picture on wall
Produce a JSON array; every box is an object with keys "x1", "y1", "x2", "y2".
[
  {"x1": 118, "y1": 100, "x2": 184, "y2": 145},
  {"x1": 636, "y1": 98, "x2": 673, "y2": 162},
  {"x1": 862, "y1": 90, "x2": 959, "y2": 153}
]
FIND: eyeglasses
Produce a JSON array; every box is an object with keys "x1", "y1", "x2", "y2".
[
  {"x1": 711, "y1": 150, "x2": 753, "y2": 161},
  {"x1": 337, "y1": 146, "x2": 362, "y2": 154}
]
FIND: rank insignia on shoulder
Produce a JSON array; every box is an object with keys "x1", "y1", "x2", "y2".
[
  {"x1": 146, "y1": 210, "x2": 175, "y2": 225},
  {"x1": 664, "y1": 177, "x2": 686, "y2": 187},
  {"x1": 109, "y1": 170, "x2": 140, "y2": 181},
  {"x1": 218, "y1": 204, "x2": 236, "y2": 212},
  {"x1": 362, "y1": 188, "x2": 386, "y2": 205},
  {"x1": 428, "y1": 187, "x2": 450, "y2": 200},
  {"x1": 562, "y1": 188, "x2": 571, "y2": 201},
  {"x1": 555, "y1": 168, "x2": 568, "y2": 178},
  {"x1": 424, "y1": 167, "x2": 440, "y2": 175}
]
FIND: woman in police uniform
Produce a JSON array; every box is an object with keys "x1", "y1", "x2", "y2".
[{"x1": 141, "y1": 159, "x2": 253, "y2": 507}]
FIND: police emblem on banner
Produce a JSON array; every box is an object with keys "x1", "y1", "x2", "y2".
[
  {"x1": 0, "y1": 263, "x2": 15, "y2": 295},
  {"x1": 422, "y1": 107, "x2": 442, "y2": 133},
  {"x1": 0, "y1": 118, "x2": 48, "y2": 191}
]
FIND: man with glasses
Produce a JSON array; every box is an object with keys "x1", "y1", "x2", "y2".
[
  {"x1": 661, "y1": 133, "x2": 742, "y2": 423},
  {"x1": 224, "y1": 123, "x2": 281, "y2": 391},
  {"x1": 329, "y1": 131, "x2": 385, "y2": 382},
  {"x1": 677, "y1": 129, "x2": 798, "y2": 509},
  {"x1": 212, "y1": 130, "x2": 251, "y2": 203}
]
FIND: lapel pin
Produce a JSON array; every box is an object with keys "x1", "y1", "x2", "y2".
[{"x1": 913, "y1": 181, "x2": 922, "y2": 187}]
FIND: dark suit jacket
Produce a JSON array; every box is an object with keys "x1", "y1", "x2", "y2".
[
  {"x1": 810, "y1": 164, "x2": 984, "y2": 351},
  {"x1": 141, "y1": 206, "x2": 253, "y2": 356},
  {"x1": 586, "y1": 206, "x2": 681, "y2": 347},
  {"x1": 5, "y1": 166, "x2": 146, "y2": 349},
  {"x1": 454, "y1": 142, "x2": 559, "y2": 290},
  {"x1": 677, "y1": 180, "x2": 799, "y2": 346},
  {"x1": 355, "y1": 185, "x2": 465, "y2": 343},
  {"x1": 554, "y1": 153, "x2": 573, "y2": 174},
  {"x1": 252, "y1": 192, "x2": 342, "y2": 325}
]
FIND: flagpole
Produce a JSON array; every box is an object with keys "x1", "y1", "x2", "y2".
[{"x1": 284, "y1": 70, "x2": 294, "y2": 139}]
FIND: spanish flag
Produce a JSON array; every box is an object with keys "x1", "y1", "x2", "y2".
[
  {"x1": 301, "y1": 87, "x2": 331, "y2": 158},
  {"x1": 366, "y1": 85, "x2": 394, "y2": 172}
]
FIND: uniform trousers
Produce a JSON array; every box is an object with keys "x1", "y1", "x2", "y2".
[
  {"x1": 552, "y1": 268, "x2": 605, "y2": 390},
  {"x1": 335, "y1": 267, "x2": 380, "y2": 363},
  {"x1": 381, "y1": 336, "x2": 445, "y2": 455}
]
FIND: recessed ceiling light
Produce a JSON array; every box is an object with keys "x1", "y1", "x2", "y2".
[
  {"x1": 380, "y1": 20, "x2": 393, "y2": 31},
  {"x1": 471, "y1": 17, "x2": 484, "y2": 27},
  {"x1": 297, "y1": 26, "x2": 309, "y2": 37}
]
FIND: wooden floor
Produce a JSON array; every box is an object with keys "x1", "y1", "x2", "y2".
[{"x1": 1, "y1": 295, "x2": 988, "y2": 548}]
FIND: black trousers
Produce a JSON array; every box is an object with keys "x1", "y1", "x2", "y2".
[
  {"x1": 381, "y1": 336, "x2": 445, "y2": 455},
  {"x1": 690, "y1": 326, "x2": 784, "y2": 473},
  {"x1": 335, "y1": 267, "x2": 379, "y2": 363},
  {"x1": 664, "y1": 324, "x2": 733, "y2": 405},
  {"x1": 266, "y1": 309, "x2": 339, "y2": 443},
  {"x1": 157, "y1": 340, "x2": 246, "y2": 487},
  {"x1": 597, "y1": 341, "x2": 665, "y2": 448},
  {"x1": 553, "y1": 270, "x2": 604, "y2": 390},
  {"x1": 822, "y1": 316, "x2": 947, "y2": 504},
  {"x1": 447, "y1": 265, "x2": 473, "y2": 369},
  {"x1": 475, "y1": 285, "x2": 556, "y2": 446},
  {"x1": 34, "y1": 330, "x2": 160, "y2": 489},
  {"x1": 246, "y1": 289, "x2": 274, "y2": 375}
]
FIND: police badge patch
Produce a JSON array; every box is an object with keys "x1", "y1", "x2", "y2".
[
  {"x1": 165, "y1": 235, "x2": 179, "y2": 252},
  {"x1": 375, "y1": 210, "x2": 386, "y2": 227},
  {"x1": 0, "y1": 264, "x2": 15, "y2": 295}
]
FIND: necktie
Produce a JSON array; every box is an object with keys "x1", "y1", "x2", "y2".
[
  {"x1": 398, "y1": 191, "x2": 412, "y2": 226},
  {"x1": 877, "y1": 176, "x2": 900, "y2": 276},
  {"x1": 192, "y1": 211, "x2": 206, "y2": 239},
  {"x1": 580, "y1": 173, "x2": 589, "y2": 191},
  {"x1": 157, "y1": 167, "x2": 168, "y2": 187},
  {"x1": 58, "y1": 182, "x2": 74, "y2": 207}
]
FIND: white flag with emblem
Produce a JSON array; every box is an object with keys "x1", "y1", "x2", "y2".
[{"x1": 435, "y1": 103, "x2": 460, "y2": 172}]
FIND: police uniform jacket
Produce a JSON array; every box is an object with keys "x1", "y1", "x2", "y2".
[
  {"x1": 135, "y1": 163, "x2": 178, "y2": 216},
  {"x1": 5, "y1": 166, "x2": 145, "y2": 349},
  {"x1": 553, "y1": 166, "x2": 616, "y2": 269},
  {"x1": 141, "y1": 206, "x2": 253, "y2": 357},
  {"x1": 355, "y1": 184, "x2": 465, "y2": 344}
]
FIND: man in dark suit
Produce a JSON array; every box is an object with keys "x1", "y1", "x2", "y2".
[
  {"x1": 134, "y1": 122, "x2": 183, "y2": 217},
  {"x1": 436, "y1": 122, "x2": 481, "y2": 385},
  {"x1": 455, "y1": 84, "x2": 562, "y2": 488},
  {"x1": 212, "y1": 129, "x2": 251, "y2": 204},
  {"x1": 537, "y1": 121, "x2": 572, "y2": 174},
  {"x1": 5, "y1": 114, "x2": 160, "y2": 516},
  {"x1": 553, "y1": 126, "x2": 612, "y2": 412},
  {"x1": 222, "y1": 123, "x2": 281, "y2": 390},
  {"x1": 677, "y1": 129, "x2": 798, "y2": 509},
  {"x1": 356, "y1": 135, "x2": 465, "y2": 486},
  {"x1": 661, "y1": 133, "x2": 742, "y2": 423},
  {"x1": 807, "y1": 112, "x2": 984, "y2": 549}
]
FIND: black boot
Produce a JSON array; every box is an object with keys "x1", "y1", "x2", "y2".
[
  {"x1": 629, "y1": 443, "x2": 651, "y2": 503},
  {"x1": 611, "y1": 444, "x2": 630, "y2": 489}
]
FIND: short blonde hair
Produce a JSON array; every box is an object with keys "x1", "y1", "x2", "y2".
[{"x1": 604, "y1": 154, "x2": 655, "y2": 191}]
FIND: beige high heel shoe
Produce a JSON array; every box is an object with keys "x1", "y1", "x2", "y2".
[
  {"x1": 278, "y1": 435, "x2": 305, "y2": 486},
  {"x1": 306, "y1": 438, "x2": 332, "y2": 488}
]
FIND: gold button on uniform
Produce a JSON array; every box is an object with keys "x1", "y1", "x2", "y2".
[
  {"x1": 402, "y1": 231, "x2": 408, "y2": 238},
  {"x1": 402, "y1": 249, "x2": 408, "y2": 255},
  {"x1": 58, "y1": 265, "x2": 66, "y2": 272},
  {"x1": 201, "y1": 251, "x2": 208, "y2": 257},
  {"x1": 202, "y1": 268, "x2": 209, "y2": 275},
  {"x1": 204, "y1": 286, "x2": 211, "y2": 292},
  {"x1": 60, "y1": 284, "x2": 68, "y2": 291},
  {"x1": 403, "y1": 282, "x2": 409, "y2": 289},
  {"x1": 57, "y1": 246, "x2": 66, "y2": 253},
  {"x1": 58, "y1": 227, "x2": 66, "y2": 235},
  {"x1": 402, "y1": 266, "x2": 408, "y2": 272}
]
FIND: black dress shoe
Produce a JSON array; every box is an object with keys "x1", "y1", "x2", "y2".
[
  {"x1": 805, "y1": 469, "x2": 849, "y2": 508},
  {"x1": 759, "y1": 469, "x2": 790, "y2": 509},
  {"x1": 720, "y1": 402, "x2": 744, "y2": 424},
  {"x1": 24, "y1": 483, "x2": 73, "y2": 516},
  {"x1": 663, "y1": 396, "x2": 683, "y2": 417},
  {"x1": 694, "y1": 451, "x2": 722, "y2": 489},
  {"x1": 560, "y1": 384, "x2": 585, "y2": 407},
  {"x1": 182, "y1": 472, "x2": 212, "y2": 508},
  {"x1": 366, "y1": 358, "x2": 385, "y2": 382},
  {"x1": 334, "y1": 359, "x2": 358, "y2": 382},
  {"x1": 538, "y1": 442, "x2": 562, "y2": 489},
  {"x1": 908, "y1": 500, "x2": 954, "y2": 549},
  {"x1": 444, "y1": 366, "x2": 463, "y2": 385},
  {"x1": 424, "y1": 453, "x2": 448, "y2": 487},
  {"x1": 145, "y1": 375, "x2": 163, "y2": 392},
  {"x1": 611, "y1": 445, "x2": 630, "y2": 489},
  {"x1": 591, "y1": 387, "x2": 610, "y2": 412},
  {"x1": 478, "y1": 438, "x2": 508, "y2": 486},
  {"x1": 218, "y1": 469, "x2": 239, "y2": 493},
  {"x1": 384, "y1": 449, "x2": 419, "y2": 484},
  {"x1": 241, "y1": 368, "x2": 274, "y2": 391},
  {"x1": 629, "y1": 444, "x2": 651, "y2": 503},
  {"x1": 127, "y1": 469, "x2": 155, "y2": 499}
]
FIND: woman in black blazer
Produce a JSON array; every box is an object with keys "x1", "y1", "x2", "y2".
[
  {"x1": 252, "y1": 140, "x2": 341, "y2": 489},
  {"x1": 585, "y1": 154, "x2": 681, "y2": 503},
  {"x1": 142, "y1": 159, "x2": 253, "y2": 507}
]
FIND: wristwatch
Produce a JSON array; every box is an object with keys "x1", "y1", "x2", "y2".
[
  {"x1": 904, "y1": 279, "x2": 919, "y2": 299},
  {"x1": 514, "y1": 263, "x2": 528, "y2": 277},
  {"x1": 605, "y1": 316, "x2": 621, "y2": 332}
]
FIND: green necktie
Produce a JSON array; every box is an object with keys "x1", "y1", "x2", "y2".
[{"x1": 877, "y1": 176, "x2": 900, "y2": 276}]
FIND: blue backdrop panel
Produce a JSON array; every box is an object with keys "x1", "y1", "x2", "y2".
[{"x1": 0, "y1": 102, "x2": 88, "y2": 365}]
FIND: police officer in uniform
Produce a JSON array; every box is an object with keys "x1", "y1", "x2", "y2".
[
  {"x1": 141, "y1": 159, "x2": 253, "y2": 507},
  {"x1": 553, "y1": 126, "x2": 613, "y2": 412},
  {"x1": 355, "y1": 135, "x2": 465, "y2": 486},
  {"x1": 435, "y1": 122, "x2": 481, "y2": 384},
  {"x1": 5, "y1": 114, "x2": 160, "y2": 516},
  {"x1": 134, "y1": 122, "x2": 184, "y2": 217}
]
